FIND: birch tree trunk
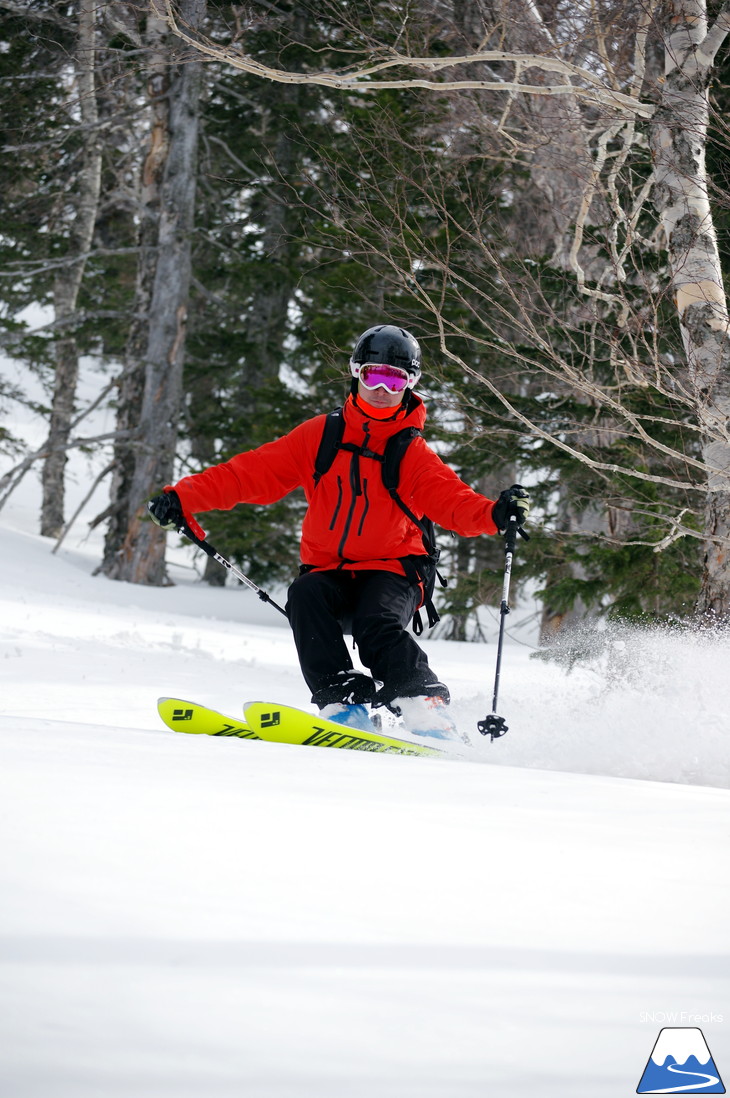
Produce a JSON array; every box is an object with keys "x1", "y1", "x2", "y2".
[
  {"x1": 101, "y1": 0, "x2": 206, "y2": 584},
  {"x1": 40, "y1": 0, "x2": 102, "y2": 538},
  {"x1": 649, "y1": 0, "x2": 730, "y2": 616}
]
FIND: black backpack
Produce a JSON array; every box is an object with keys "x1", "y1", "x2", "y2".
[{"x1": 313, "y1": 407, "x2": 447, "y2": 635}]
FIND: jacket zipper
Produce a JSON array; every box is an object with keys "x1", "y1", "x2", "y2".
[
  {"x1": 357, "y1": 478, "x2": 370, "y2": 535},
  {"x1": 328, "y1": 475, "x2": 343, "y2": 530}
]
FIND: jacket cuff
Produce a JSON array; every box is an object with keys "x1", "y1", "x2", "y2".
[{"x1": 163, "y1": 485, "x2": 206, "y2": 541}]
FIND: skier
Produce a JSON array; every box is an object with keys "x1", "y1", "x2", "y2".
[{"x1": 148, "y1": 324, "x2": 529, "y2": 739}]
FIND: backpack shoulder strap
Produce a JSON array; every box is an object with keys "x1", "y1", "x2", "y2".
[
  {"x1": 313, "y1": 407, "x2": 346, "y2": 484},
  {"x1": 381, "y1": 426, "x2": 421, "y2": 492},
  {"x1": 382, "y1": 427, "x2": 446, "y2": 633},
  {"x1": 382, "y1": 427, "x2": 433, "y2": 550},
  {"x1": 313, "y1": 417, "x2": 444, "y2": 633}
]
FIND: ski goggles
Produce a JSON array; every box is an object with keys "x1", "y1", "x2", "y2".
[{"x1": 357, "y1": 363, "x2": 412, "y2": 393}]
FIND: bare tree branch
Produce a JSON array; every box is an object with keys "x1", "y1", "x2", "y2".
[
  {"x1": 0, "y1": 378, "x2": 120, "y2": 509},
  {"x1": 0, "y1": 311, "x2": 146, "y2": 348},
  {"x1": 159, "y1": 0, "x2": 654, "y2": 117},
  {"x1": 0, "y1": 429, "x2": 131, "y2": 512},
  {"x1": 52, "y1": 460, "x2": 116, "y2": 555},
  {"x1": 0, "y1": 247, "x2": 147, "y2": 279}
]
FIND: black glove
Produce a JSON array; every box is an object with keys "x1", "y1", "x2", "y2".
[
  {"x1": 491, "y1": 484, "x2": 530, "y2": 533},
  {"x1": 148, "y1": 490, "x2": 184, "y2": 531}
]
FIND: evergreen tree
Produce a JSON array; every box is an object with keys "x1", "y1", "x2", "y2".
[
  {"x1": 0, "y1": 3, "x2": 77, "y2": 450},
  {"x1": 0, "y1": 2, "x2": 138, "y2": 522}
]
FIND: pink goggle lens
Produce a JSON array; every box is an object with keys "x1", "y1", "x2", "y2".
[{"x1": 359, "y1": 363, "x2": 411, "y2": 393}]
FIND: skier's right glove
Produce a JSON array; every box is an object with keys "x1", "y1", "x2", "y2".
[
  {"x1": 148, "y1": 489, "x2": 184, "y2": 531},
  {"x1": 491, "y1": 485, "x2": 530, "y2": 533}
]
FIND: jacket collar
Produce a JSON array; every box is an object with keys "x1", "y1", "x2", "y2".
[{"x1": 344, "y1": 392, "x2": 426, "y2": 440}]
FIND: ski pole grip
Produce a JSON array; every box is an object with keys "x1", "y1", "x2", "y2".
[
  {"x1": 503, "y1": 518, "x2": 529, "y2": 550},
  {"x1": 179, "y1": 520, "x2": 218, "y2": 558}
]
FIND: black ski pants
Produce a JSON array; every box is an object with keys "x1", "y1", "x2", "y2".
[{"x1": 286, "y1": 568, "x2": 443, "y2": 708}]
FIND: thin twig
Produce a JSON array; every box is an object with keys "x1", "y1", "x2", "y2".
[
  {"x1": 52, "y1": 460, "x2": 115, "y2": 554},
  {"x1": 160, "y1": 0, "x2": 654, "y2": 117}
]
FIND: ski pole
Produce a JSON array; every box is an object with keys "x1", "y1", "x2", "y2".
[
  {"x1": 477, "y1": 515, "x2": 528, "y2": 741},
  {"x1": 177, "y1": 519, "x2": 288, "y2": 619}
]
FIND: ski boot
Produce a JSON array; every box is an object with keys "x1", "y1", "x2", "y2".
[
  {"x1": 391, "y1": 695, "x2": 468, "y2": 743},
  {"x1": 319, "y1": 702, "x2": 378, "y2": 734}
]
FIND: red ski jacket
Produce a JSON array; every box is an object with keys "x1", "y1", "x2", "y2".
[{"x1": 170, "y1": 393, "x2": 498, "y2": 576}]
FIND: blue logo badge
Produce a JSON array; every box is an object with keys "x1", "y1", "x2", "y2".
[{"x1": 637, "y1": 1027, "x2": 725, "y2": 1093}]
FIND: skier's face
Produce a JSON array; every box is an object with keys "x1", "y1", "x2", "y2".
[{"x1": 357, "y1": 378, "x2": 404, "y2": 408}]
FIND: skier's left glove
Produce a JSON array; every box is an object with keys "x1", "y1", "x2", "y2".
[
  {"x1": 492, "y1": 485, "x2": 530, "y2": 533},
  {"x1": 148, "y1": 489, "x2": 184, "y2": 531}
]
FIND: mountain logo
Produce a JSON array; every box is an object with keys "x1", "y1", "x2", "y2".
[{"x1": 637, "y1": 1027, "x2": 725, "y2": 1093}]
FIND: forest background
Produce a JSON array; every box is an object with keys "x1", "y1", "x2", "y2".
[{"x1": 1, "y1": 0, "x2": 729, "y2": 644}]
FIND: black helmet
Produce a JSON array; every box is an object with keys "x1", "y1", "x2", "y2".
[{"x1": 349, "y1": 324, "x2": 422, "y2": 383}]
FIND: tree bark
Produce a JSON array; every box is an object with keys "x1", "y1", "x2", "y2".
[
  {"x1": 649, "y1": 0, "x2": 730, "y2": 617},
  {"x1": 101, "y1": 0, "x2": 206, "y2": 584},
  {"x1": 40, "y1": 0, "x2": 102, "y2": 538},
  {"x1": 101, "y1": 9, "x2": 168, "y2": 576}
]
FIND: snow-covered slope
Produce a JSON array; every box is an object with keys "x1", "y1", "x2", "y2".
[{"x1": 1, "y1": 516, "x2": 729, "y2": 1098}]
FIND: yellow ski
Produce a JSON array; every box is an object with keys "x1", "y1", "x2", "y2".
[
  {"x1": 244, "y1": 701, "x2": 445, "y2": 757},
  {"x1": 157, "y1": 697, "x2": 444, "y2": 757},
  {"x1": 157, "y1": 697, "x2": 260, "y2": 739}
]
